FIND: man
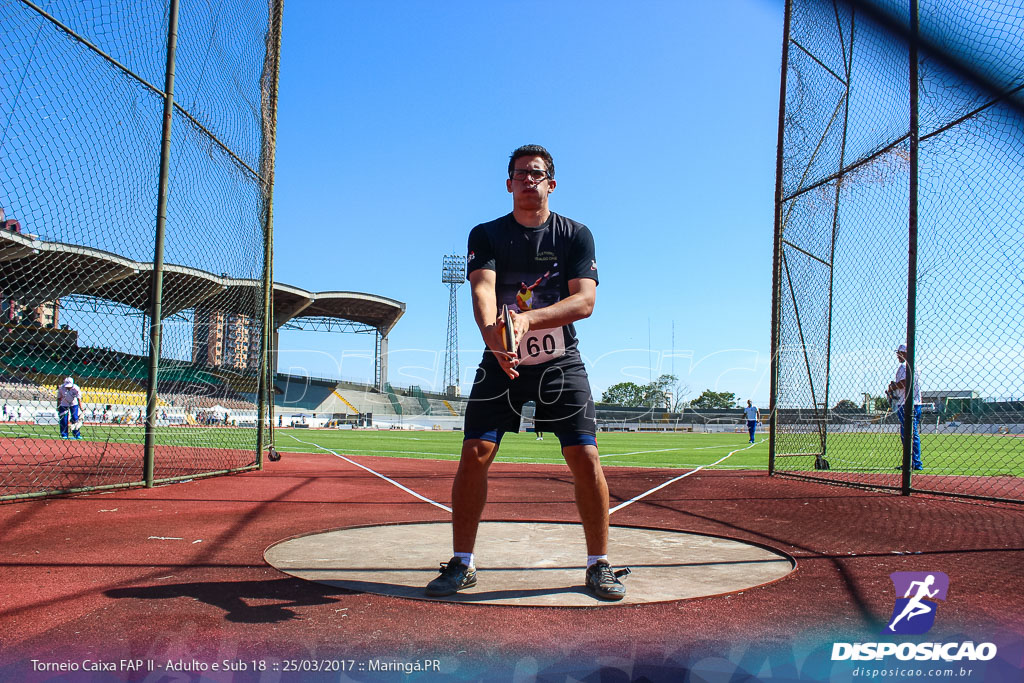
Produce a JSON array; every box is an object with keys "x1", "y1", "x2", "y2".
[
  {"x1": 743, "y1": 400, "x2": 759, "y2": 444},
  {"x1": 57, "y1": 376, "x2": 82, "y2": 440},
  {"x1": 888, "y1": 344, "x2": 923, "y2": 470},
  {"x1": 515, "y1": 271, "x2": 552, "y2": 312},
  {"x1": 426, "y1": 144, "x2": 626, "y2": 601}
]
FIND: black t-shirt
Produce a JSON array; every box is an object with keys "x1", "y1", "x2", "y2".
[{"x1": 466, "y1": 212, "x2": 599, "y2": 368}]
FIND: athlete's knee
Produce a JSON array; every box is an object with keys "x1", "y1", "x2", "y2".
[
  {"x1": 561, "y1": 441, "x2": 602, "y2": 472},
  {"x1": 460, "y1": 438, "x2": 500, "y2": 469}
]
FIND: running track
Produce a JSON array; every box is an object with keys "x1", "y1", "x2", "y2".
[{"x1": 1, "y1": 452, "x2": 1022, "y2": 681}]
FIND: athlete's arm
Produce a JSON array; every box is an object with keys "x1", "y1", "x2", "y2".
[
  {"x1": 512, "y1": 277, "x2": 595, "y2": 338},
  {"x1": 469, "y1": 268, "x2": 519, "y2": 379}
]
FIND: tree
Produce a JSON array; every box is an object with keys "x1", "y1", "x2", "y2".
[
  {"x1": 600, "y1": 374, "x2": 687, "y2": 409},
  {"x1": 648, "y1": 373, "x2": 685, "y2": 410},
  {"x1": 662, "y1": 374, "x2": 691, "y2": 412},
  {"x1": 689, "y1": 390, "x2": 737, "y2": 409},
  {"x1": 600, "y1": 382, "x2": 648, "y2": 407},
  {"x1": 833, "y1": 399, "x2": 859, "y2": 410}
]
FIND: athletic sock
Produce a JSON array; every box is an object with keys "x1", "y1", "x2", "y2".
[
  {"x1": 454, "y1": 552, "x2": 475, "y2": 569},
  {"x1": 587, "y1": 554, "x2": 608, "y2": 568}
]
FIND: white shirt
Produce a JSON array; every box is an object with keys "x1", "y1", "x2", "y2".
[
  {"x1": 57, "y1": 383, "x2": 81, "y2": 408},
  {"x1": 894, "y1": 364, "x2": 922, "y2": 406},
  {"x1": 743, "y1": 405, "x2": 759, "y2": 421}
]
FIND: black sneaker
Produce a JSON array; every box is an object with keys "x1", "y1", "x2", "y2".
[
  {"x1": 585, "y1": 560, "x2": 628, "y2": 601},
  {"x1": 425, "y1": 557, "x2": 477, "y2": 597}
]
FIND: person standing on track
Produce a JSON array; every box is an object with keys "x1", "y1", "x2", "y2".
[
  {"x1": 743, "y1": 399, "x2": 759, "y2": 445},
  {"x1": 888, "y1": 343, "x2": 924, "y2": 470},
  {"x1": 57, "y1": 376, "x2": 82, "y2": 440},
  {"x1": 426, "y1": 144, "x2": 627, "y2": 601}
]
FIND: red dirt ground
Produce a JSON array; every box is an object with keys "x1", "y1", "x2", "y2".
[{"x1": 1, "y1": 452, "x2": 1022, "y2": 681}]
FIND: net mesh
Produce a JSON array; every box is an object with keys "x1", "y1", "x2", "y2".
[
  {"x1": 773, "y1": 0, "x2": 1024, "y2": 502},
  {"x1": 0, "y1": 0, "x2": 281, "y2": 499}
]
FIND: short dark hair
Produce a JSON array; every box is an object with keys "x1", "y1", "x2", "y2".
[{"x1": 508, "y1": 144, "x2": 554, "y2": 179}]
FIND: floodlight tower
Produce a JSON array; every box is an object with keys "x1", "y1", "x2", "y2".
[{"x1": 441, "y1": 254, "x2": 466, "y2": 396}]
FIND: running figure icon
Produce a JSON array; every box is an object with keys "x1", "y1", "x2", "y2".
[{"x1": 887, "y1": 574, "x2": 939, "y2": 632}]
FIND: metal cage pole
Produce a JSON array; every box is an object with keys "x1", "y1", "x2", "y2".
[
  {"x1": 769, "y1": 0, "x2": 794, "y2": 474},
  {"x1": 902, "y1": 0, "x2": 920, "y2": 495},
  {"x1": 822, "y1": 9, "x2": 856, "y2": 461},
  {"x1": 256, "y1": 0, "x2": 283, "y2": 465},
  {"x1": 144, "y1": 0, "x2": 181, "y2": 487}
]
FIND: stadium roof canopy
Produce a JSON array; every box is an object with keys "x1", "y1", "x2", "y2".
[{"x1": 0, "y1": 230, "x2": 405, "y2": 335}]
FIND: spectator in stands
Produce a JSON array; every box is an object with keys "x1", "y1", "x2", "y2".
[
  {"x1": 888, "y1": 344, "x2": 924, "y2": 470},
  {"x1": 743, "y1": 400, "x2": 759, "y2": 444},
  {"x1": 57, "y1": 376, "x2": 82, "y2": 440},
  {"x1": 426, "y1": 144, "x2": 626, "y2": 602}
]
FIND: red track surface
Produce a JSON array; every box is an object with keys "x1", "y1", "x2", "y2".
[
  {"x1": 0, "y1": 436, "x2": 257, "y2": 496},
  {"x1": 1, "y1": 452, "x2": 1022, "y2": 681}
]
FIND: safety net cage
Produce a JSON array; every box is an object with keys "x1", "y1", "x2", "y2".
[
  {"x1": 770, "y1": 0, "x2": 1024, "y2": 502},
  {"x1": 0, "y1": 0, "x2": 283, "y2": 500}
]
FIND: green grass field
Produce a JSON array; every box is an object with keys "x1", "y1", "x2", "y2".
[
  {"x1": 775, "y1": 431, "x2": 1024, "y2": 476},
  {"x1": 0, "y1": 423, "x2": 256, "y2": 451},
  {"x1": 273, "y1": 429, "x2": 769, "y2": 470},
  {"x1": 3, "y1": 423, "x2": 1021, "y2": 476}
]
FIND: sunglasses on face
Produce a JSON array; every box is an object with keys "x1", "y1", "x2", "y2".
[{"x1": 510, "y1": 168, "x2": 551, "y2": 182}]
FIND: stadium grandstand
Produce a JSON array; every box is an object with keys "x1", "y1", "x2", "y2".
[
  {"x1": 271, "y1": 373, "x2": 466, "y2": 431},
  {"x1": 0, "y1": 225, "x2": 405, "y2": 431}
]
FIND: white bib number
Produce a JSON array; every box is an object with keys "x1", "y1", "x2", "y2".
[{"x1": 518, "y1": 328, "x2": 566, "y2": 366}]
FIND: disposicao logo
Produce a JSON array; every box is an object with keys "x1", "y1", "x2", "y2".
[
  {"x1": 886, "y1": 571, "x2": 948, "y2": 635},
  {"x1": 831, "y1": 571, "x2": 998, "y2": 662}
]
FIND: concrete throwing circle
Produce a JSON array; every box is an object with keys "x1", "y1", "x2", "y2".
[{"x1": 265, "y1": 522, "x2": 794, "y2": 607}]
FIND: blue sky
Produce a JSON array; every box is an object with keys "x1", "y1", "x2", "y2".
[{"x1": 271, "y1": 1, "x2": 784, "y2": 406}]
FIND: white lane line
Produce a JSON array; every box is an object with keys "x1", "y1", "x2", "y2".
[
  {"x1": 281, "y1": 433, "x2": 451, "y2": 513},
  {"x1": 277, "y1": 445, "x2": 457, "y2": 458},
  {"x1": 609, "y1": 438, "x2": 765, "y2": 515},
  {"x1": 600, "y1": 447, "x2": 685, "y2": 459},
  {"x1": 599, "y1": 441, "x2": 756, "y2": 458}
]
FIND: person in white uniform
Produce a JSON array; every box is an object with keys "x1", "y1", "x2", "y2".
[{"x1": 57, "y1": 376, "x2": 83, "y2": 440}]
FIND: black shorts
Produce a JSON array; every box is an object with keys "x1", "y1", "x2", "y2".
[{"x1": 463, "y1": 359, "x2": 597, "y2": 436}]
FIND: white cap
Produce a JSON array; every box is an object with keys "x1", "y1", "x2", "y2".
[
  {"x1": 63, "y1": 376, "x2": 74, "y2": 386},
  {"x1": 896, "y1": 344, "x2": 907, "y2": 353}
]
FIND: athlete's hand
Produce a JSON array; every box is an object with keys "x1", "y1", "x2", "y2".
[
  {"x1": 508, "y1": 308, "x2": 531, "y2": 341},
  {"x1": 485, "y1": 319, "x2": 519, "y2": 380},
  {"x1": 503, "y1": 309, "x2": 534, "y2": 377}
]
